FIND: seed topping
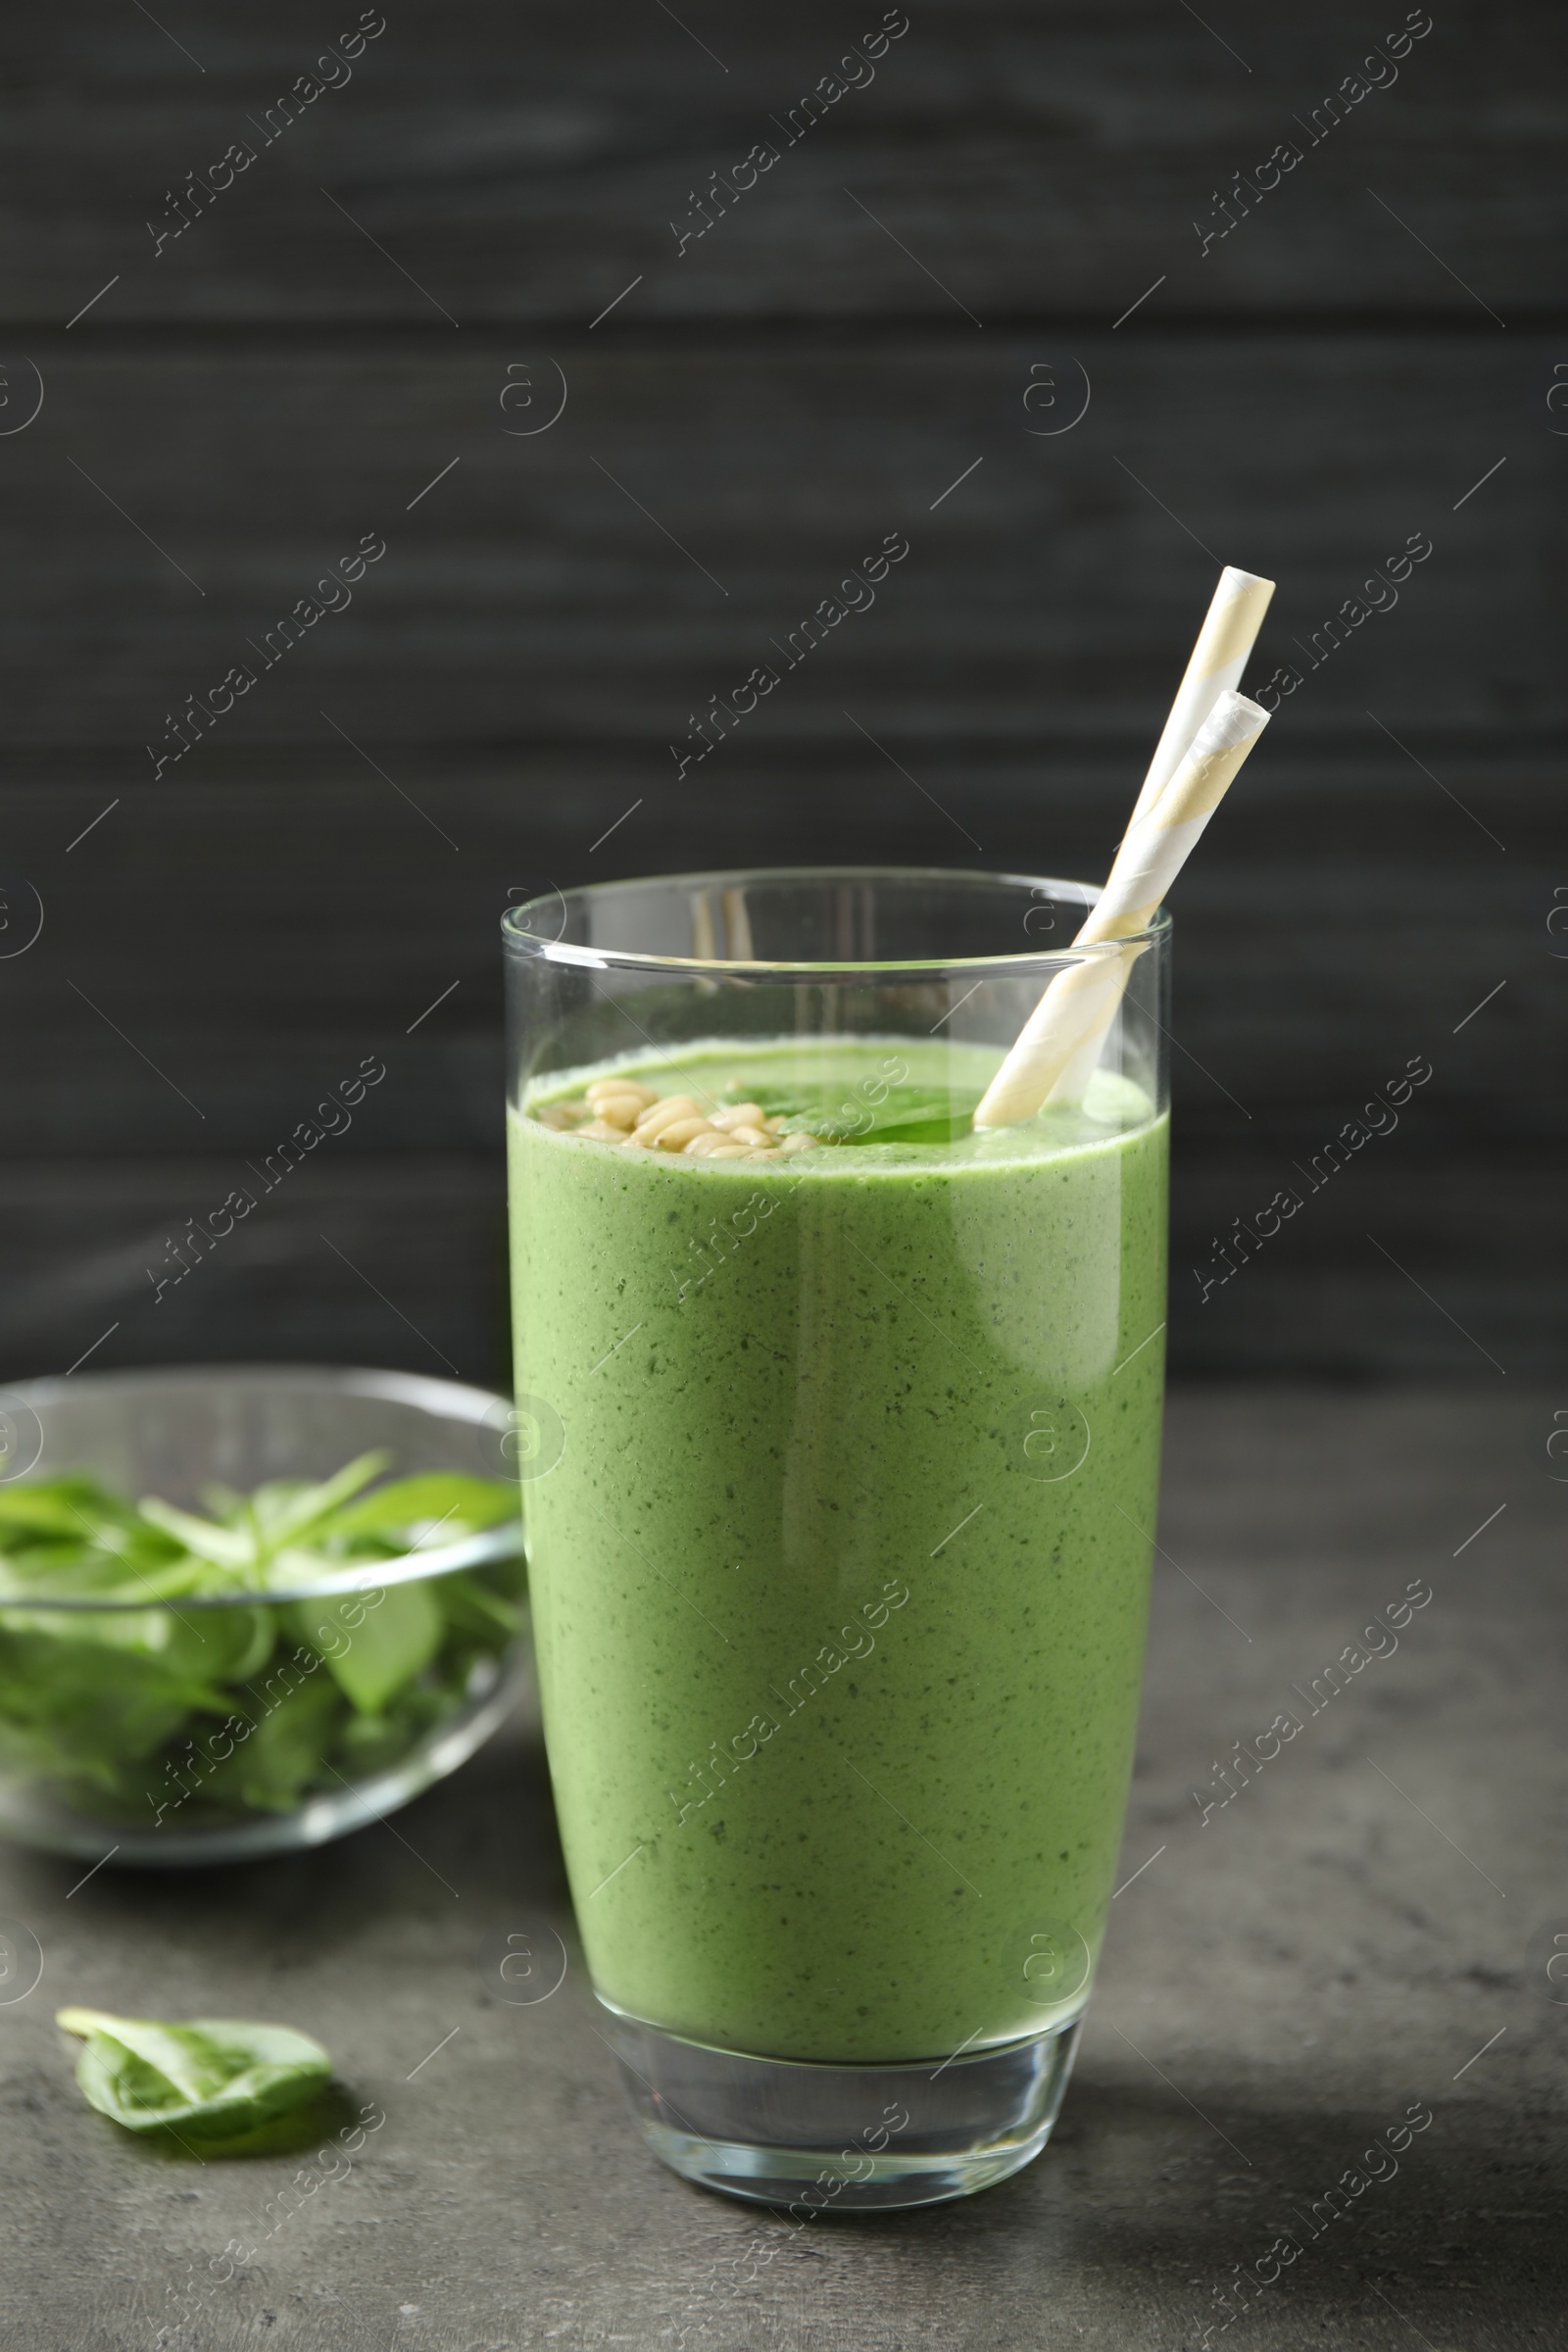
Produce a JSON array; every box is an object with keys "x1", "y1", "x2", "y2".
[{"x1": 536, "y1": 1076, "x2": 821, "y2": 1158}]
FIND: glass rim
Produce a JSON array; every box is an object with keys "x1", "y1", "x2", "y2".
[{"x1": 501, "y1": 864, "x2": 1171, "y2": 977}]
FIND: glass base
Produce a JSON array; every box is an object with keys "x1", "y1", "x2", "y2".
[{"x1": 600, "y1": 2005, "x2": 1083, "y2": 2210}]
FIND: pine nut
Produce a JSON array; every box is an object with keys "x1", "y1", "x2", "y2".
[
  {"x1": 543, "y1": 1075, "x2": 835, "y2": 1163},
  {"x1": 588, "y1": 1078, "x2": 658, "y2": 1108},
  {"x1": 628, "y1": 1096, "x2": 701, "y2": 1145},
  {"x1": 655, "y1": 1117, "x2": 714, "y2": 1152},
  {"x1": 589, "y1": 1094, "x2": 647, "y2": 1129}
]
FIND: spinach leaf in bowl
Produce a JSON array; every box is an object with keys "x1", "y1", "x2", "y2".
[{"x1": 0, "y1": 1457, "x2": 522, "y2": 1831}]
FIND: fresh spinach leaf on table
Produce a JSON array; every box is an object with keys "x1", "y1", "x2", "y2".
[{"x1": 56, "y1": 2007, "x2": 331, "y2": 2138}]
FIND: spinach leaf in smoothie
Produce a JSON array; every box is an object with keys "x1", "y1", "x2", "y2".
[
  {"x1": 56, "y1": 2006, "x2": 331, "y2": 2137},
  {"x1": 732, "y1": 1078, "x2": 982, "y2": 1147}
]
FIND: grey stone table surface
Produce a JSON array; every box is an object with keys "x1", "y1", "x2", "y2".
[{"x1": 2, "y1": 1387, "x2": 1562, "y2": 2352}]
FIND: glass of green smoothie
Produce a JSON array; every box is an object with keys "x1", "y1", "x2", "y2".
[{"x1": 503, "y1": 868, "x2": 1168, "y2": 2209}]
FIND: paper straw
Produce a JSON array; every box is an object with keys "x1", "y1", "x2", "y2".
[
  {"x1": 1124, "y1": 566, "x2": 1275, "y2": 836},
  {"x1": 973, "y1": 692, "x2": 1270, "y2": 1127}
]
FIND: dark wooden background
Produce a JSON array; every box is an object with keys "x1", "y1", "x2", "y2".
[{"x1": 0, "y1": 0, "x2": 1561, "y2": 1391}]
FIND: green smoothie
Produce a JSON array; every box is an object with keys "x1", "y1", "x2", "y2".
[{"x1": 509, "y1": 1039, "x2": 1166, "y2": 2064}]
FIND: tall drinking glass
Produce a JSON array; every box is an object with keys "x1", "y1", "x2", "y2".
[{"x1": 504, "y1": 869, "x2": 1169, "y2": 2209}]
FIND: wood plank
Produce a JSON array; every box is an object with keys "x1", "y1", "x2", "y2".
[
  {"x1": 0, "y1": 332, "x2": 1553, "y2": 752},
  {"x1": 6, "y1": 3, "x2": 1559, "y2": 323},
  {"x1": 0, "y1": 747, "x2": 1552, "y2": 1147},
  {"x1": 1174, "y1": 1152, "x2": 1554, "y2": 1378}
]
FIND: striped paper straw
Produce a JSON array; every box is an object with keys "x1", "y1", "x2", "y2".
[
  {"x1": 973, "y1": 692, "x2": 1270, "y2": 1127},
  {"x1": 1124, "y1": 566, "x2": 1275, "y2": 835}
]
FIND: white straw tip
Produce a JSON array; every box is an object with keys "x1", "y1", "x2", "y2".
[
  {"x1": 1197, "y1": 689, "x2": 1270, "y2": 750},
  {"x1": 1218, "y1": 566, "x2": 1276, "y2": 596}
]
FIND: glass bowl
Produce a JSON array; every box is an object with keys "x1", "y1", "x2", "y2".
[{"x1": 0, "y1": 1366, "x2": 525, "y2": 1866}]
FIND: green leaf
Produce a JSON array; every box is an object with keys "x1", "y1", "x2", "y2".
[
  {"x1": 435, "y1": 1571, "x2": 524, "y2": 1640},
  {"x1": 756, "y1": 1081, "x2": 982, "y2": 1147},
  {"x1": 0, "y1": 1479, "x2": 190, "y2": 1604},
  {"x1": 0, "y1": 1476, "x2": 146, "y2": 1541},
  {"x1": 0, "y1": 1615, "x2": 240, "y2": 1787},
  {"x1": 204, "y1": 1677, "x2": 343, "y2": 1812},
  {"x1": 135, "y1": 1453, "x2": 392, "y2": 1579},
  {"x1": 325, "y1": 1472, "x2": 518, "y2": 1545},
  {"x1": 841, "y1": 1085, "x2": 982, "y2": 1145},
  {"x1": 135, "y1": 1496, "x2": 255, "y2": 1574},
  {"x1": 0, "y1": 1664, "x2": 185, "y2": 1789},
  {"x1": 251, "y1": 1452, "x2": 391, "y2": 1551},
  {"x1": 0, "y1": 1457, "x2": 520, "y2": 1831},
  {"x1": 296, "y1": 1582, "x2": 444, "y2": 1714},
  {"x1": 56, "y1": 2007, "x2": 331, "y2": 2138}
]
